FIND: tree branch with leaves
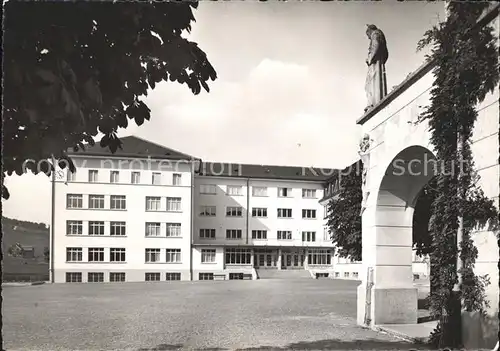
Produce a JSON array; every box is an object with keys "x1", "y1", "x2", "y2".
[{"x1": 2, "y1": 1, "x2": 217, "y2": 199}]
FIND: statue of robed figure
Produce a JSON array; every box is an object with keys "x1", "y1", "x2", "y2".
[{"x1": 364, "y1": 24, "x2": 388, "y2": 113}]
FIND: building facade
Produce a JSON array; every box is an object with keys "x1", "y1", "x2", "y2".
[
  {"x1": 192, "y1": 162, "x2": 335, "y2": 280},
  {"x1": 52, "y1": 137, "x2": 196, "y2": 283},
  {"x1": 52, "y1": 136, "x2": 344, "y2": 282}
]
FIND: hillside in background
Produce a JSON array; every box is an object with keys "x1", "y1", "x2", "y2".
[{"x1": 2, "y1": 216, "x2": 49, "y2": 282}]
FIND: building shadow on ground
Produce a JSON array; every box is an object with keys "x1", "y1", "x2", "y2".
[{"x1": 138, "y1": 338, "x2": 429, "y2": 350}]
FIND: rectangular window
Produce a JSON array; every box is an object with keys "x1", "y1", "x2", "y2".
[
  {"x1": 145, "y1": 222, "x2": 161, "y2": 237},
  {"x1": 302, "y1": 189, "x2": 316, "y2": 198},
  {"x1": 66, "y1": 220, "x2": 83, "y2": 235},
  {"x1": 66, "y1": 194, "x2": 83, "y2": 209},
  {"x1": 110, "y1": 195, "x2": 126, "y2": 210},
  {"x1": 145, "y1": 273, "x2": 161, "y2": 281},
  {"x1": 89, "y1": 221, "x2": 105, "y2": 236},
  {"x1": 110, "y1": 272, "x2": 126, "y2": 282},
  {"x1": 66, "y1": 272, "x2": 82, "y2": 283},
  {"x1": 227, "y1": 185, "x2": 243, "y2": 196},
  {"x1": 302, "y1": 231, "x2": 316, "y2": 242},
  {"x1": 110, "y1": 171, "x2": 119, "y2": 183},
  {"x1": 252, "y1": 186, "x2": 267, "y2": 197},
  {"x1": 66, "y1": 247, "x2": 82, "y2": 262},
  {"x1": 166, "y1": 197, "x2": 181, "y2": 212},
  {"x1": 88, "y1": 170, "x2": 98, "y2": 182},
  {"x1": 172, "y1": 173, "x2": 182, "y2": 186},
  {"x1": 344, "y1": 272, "x2": 350, "y2": 278},
  {"x1": 146, "y1": 196, "x2": 161, "y2": 211},
  {"x1": 324, "y1": 204, "x2": 328, "y2": 219},
  {"x1": 88, "y1": 248, "x2": 104, "y2": 262},
  {"x1": 278, "y1": 187, "x2": 292, "y2": 197},
  {"x1": 277, "y1": 230, "x2": 292, "y2": 240},
  {"x1": 251, "y1": 230, "x2": 267, "y2": 240},
  {"x1": 199, "y1": 206, "x2": 216, "y2": 217},
  {"x1": 308, "y1": 249, "x2": 332, "y2": 265},
  {"x1": 166, "y1": 249, "x2": 181, "y2": 263},
  {"x1": 110, "y1": 248, "x2": 126, "y2": 262},
  {"x1": 200, "y1": 184, "x2": 217, "y2": 194},
  {"x1": 199, "y1": 273, "x2": 214, "y2": 280},
  {"x1": 131, "y1": 171, "x2": 140, "y2": 184},
  {"x1": 353, "y1": 272, "x2": 359, "y2": 279},
  {"x1": 166, "y1": 273, "x2": 181, "y2": 281},
  {"x1": 229, "y1": 273, "x2": 243, "y2": 280},
  {"x1": 302, "y1": 209, "x2": 317, "y2": 219},
  {"x1": 88, "y1": 195, "x2": 105, "y2": 209},
  {"x1": 200, "y1": 228, "x2": 216, "y2": 239},
  {"x1": 226, "y1": 229, "x2": 242, "y2": 239},
  {"x1": 110, "y1": 221, "x2": 126, "y2": 236},
  {"x1": 323, "y1": 227, "x2": 330, "y2": 241},
  {"x1": 335, "y1": 272, "x2": 340, "y2": 278},
  {"x1": 201, "y1": 249, "x2": 216, "y2": 263},
  {"x1": 166, "y1": 223, "x2": 181, "y2": 237},
  {"x1": 225, "y1": 248, "x2": 251, "y2": 265},
  {"x1": 226, "y1": 206, "x2": 242, "y2": 217},
  {"x1": 145, "y1": 248, "x2": 161, "y2": 263},
  {"x1": 277, "y1": 208, "x2": 292, "y2": 218},
  {"x1": 152, "y1": 172, "x2": 161, "y2": 185},
  {"x1": 67, "y1": 171, "x2": 75, "y2": 182},
  {"x1": 252, "y1": 208, "x2": 267, "y2": 217}
]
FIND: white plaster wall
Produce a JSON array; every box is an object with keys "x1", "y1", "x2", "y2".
[
  {"x1": 53, "y1": 156, "x2": 194, "y2": 282},
  {"x1": 359, "y1": 12, "x2": 499, "y2": 318},
  {"x1": 192, "y1": 176, "x2": 332, "y2": 271}
]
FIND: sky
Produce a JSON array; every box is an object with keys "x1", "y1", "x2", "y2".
[{"x1": 3, "y1": 1, "x2": 445, "y2": 224}]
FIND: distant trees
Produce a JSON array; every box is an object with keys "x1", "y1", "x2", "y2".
[{"x1": 2, "y1": 217, "x2": 48, "y2": 232}]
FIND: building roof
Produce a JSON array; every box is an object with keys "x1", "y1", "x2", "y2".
[
  {"x1": 198, "y1": 162, "x2": 337, "y2": 182},
  {"x1": 68, "y1": 135, "x2": 195, "y2": 161}
]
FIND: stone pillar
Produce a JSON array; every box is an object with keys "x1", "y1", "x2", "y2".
[
  {"x1": 356, "y1": 177, "x2": 420, "y2": 326},
  {"x1": 250, "y1": 248, "x2": 254, "y2": 267},
  {"x1": 304, "y1": 249, "x2": 309, "y2": 269},
  {"x1": 277, "y1": 249, "x2": 282, "y2": 270}
]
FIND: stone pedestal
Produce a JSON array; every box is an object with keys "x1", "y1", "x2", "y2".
[{"x1": 357, "y1": 284, "x2": 418, "y2": 325}]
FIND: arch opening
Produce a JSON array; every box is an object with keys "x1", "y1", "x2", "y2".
[{"x1": 358, "y1": 145, "x2": 437, "y2": 326}]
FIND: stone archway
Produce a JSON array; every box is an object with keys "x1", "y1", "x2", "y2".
[{"x1": 357, "y1": 145, "x2": 437, "y2": 326}]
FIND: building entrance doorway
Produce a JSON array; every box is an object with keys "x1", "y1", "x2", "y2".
[
  {"x1": 254, "y1": 249, "x2": 277, "y2": 268},
  {"x1": 281, "y1": 250, "x2": 304, "y2": 269}
]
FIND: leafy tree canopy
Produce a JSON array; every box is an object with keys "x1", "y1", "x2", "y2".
[
  {"x1": 326, "y1": 162, "x2": 362, "y2": 262},
  {"x1": 2, "y1": 1, "x2": 217, "y2": 199}
]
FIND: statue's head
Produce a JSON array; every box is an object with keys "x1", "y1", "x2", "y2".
[
  {"x1": 366, "y1": 24, "x2": 377, "y2": 37},
  {"x1": 362, "y1": 133, "x2": 370, "y2": 141}
]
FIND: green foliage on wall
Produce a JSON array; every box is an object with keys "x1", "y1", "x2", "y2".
[{"x1": 417, "y1": 3, "x2": 499, "y2": 348}]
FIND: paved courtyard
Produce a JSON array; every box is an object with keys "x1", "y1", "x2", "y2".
[{"x1": 3, "y1": 279, "x2": 428, "y2": 350}]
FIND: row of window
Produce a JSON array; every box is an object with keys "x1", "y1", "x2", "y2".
[
  {"x1": 334, "y1": 271, "x2": 359, "y2": 279},
  {"x1": 65, "y1": 271, "x2": 354, "y2": 283},
  {"x1": 199, "y1": 206, "x2": 318, "y2": 219},
  {"x1": 69, "y1": 170, "x2": 183, "y2": 186},
  {"x1": 199, "y1": 185, "x2": 317, "y2": 199},
  {"x1": 200, "y1": 229, "x2": 321, "y2": 242},
  {"x1": 66, "y1": 221, "x2": 183, "y2": 237},
  {"x1": 65, "y1": 221, "x2": 330, "y2": 241},
  {"x1": 66, "y1": 247, "x2": 182, "y2": 263},
  {"x1": 67, "y1": 195, "x2": 182, "y2": 212},
  {"x1": 65, "y1": 272, "x2": 182, "y2": 283}
]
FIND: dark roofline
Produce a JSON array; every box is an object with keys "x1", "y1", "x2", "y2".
[
  {"x1": 197, "y1": 161, "x2": 339, "y2": 182},
  {"x1": 67, "y1": 135, "x2": 196, "y2": 161}
]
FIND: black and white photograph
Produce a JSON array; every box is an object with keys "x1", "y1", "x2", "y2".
[{"x1": 2, "y1": 1, "x2": 500, "y2": 350}]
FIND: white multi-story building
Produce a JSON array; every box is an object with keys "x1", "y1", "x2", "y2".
[
  {"x1": 51, "y1": 136, "x2": 341, "y2": 283},
  {"x1": 193, "y1": 162, "x2": 335, "y2": 280},
  {"x1": 52, "y1": 136, "x2": 196, "y2": 283}
]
